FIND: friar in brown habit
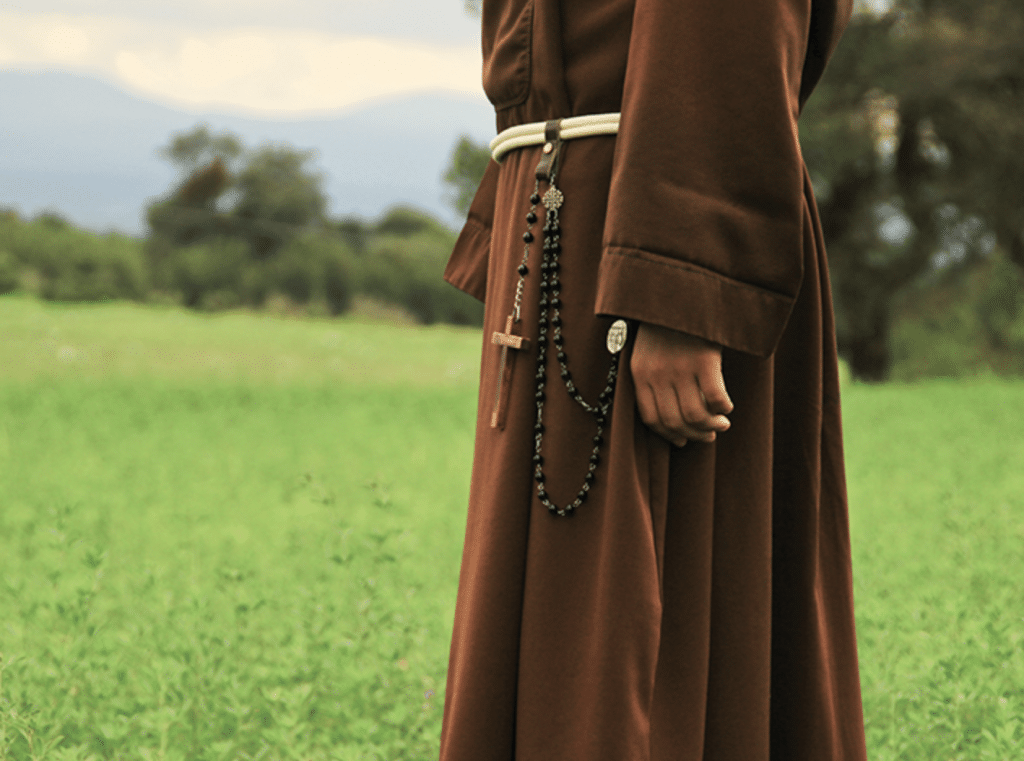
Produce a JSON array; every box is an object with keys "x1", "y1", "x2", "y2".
[{"x1": 439, "y1": 0, "x2": 868, "y2": 758}]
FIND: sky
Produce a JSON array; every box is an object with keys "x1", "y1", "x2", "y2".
[{"x1": 0, "y1": 1, "x2": 486, "y2": 117}]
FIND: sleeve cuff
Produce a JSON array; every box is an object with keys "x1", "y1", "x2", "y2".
[
  {"x1": 443, "y1": 216, "x2": 490, "y2": 303},
  {"x1": 594, "y1": 246, "x2": 798, "y2": 358}
]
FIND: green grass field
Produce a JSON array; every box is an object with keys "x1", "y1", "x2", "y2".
[{"x1": 1, "y1": 294, "x2": 1023, "y2": 760}]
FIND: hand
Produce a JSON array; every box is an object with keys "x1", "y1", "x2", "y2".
[{"x1": 630, "y1": 322, "x2": 734, "y2": 447}]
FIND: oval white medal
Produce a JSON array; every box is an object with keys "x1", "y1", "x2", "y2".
[{"x1": 606, "y1": 319, "x2": 628, "y2": 354}]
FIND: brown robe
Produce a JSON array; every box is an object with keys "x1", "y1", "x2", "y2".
[{"x1": 440, "y1": 0, "x2": 867, "y2": 759}]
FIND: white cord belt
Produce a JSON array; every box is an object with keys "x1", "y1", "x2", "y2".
[{"x1": 490, "y1": 112, "x2": 621, "y2": 164}]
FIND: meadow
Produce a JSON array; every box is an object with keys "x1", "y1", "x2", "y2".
[{"x1": 1, "y1": 293, "x2": 1022, "y2": 760}]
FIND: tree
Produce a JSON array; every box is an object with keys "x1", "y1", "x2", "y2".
[
  {"x1": 159, "y1": 123, "x2": 243, "y2": 177},
  {"x1": 148, "y1": 125, "x2": 244, "y2": 247},
  {"x1": 443, "y1": 136, "x2": 491, "y2": 218},
  {"x1": 147, "y1": 126, "x2": 329, "y2": 259},
  {"x1": 800, "y1": 0, "x2": 1024, "y2": 380},
  {"x1": 233, "y1": 145, "x2": 327, "y2": 258}
]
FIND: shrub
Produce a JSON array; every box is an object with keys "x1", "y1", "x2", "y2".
[
  {"x1": 268, "y1": 233, "x2": 360, "y2": 315},
  {"x1": 890, "y1": 248, "x2": 1024, "y2": 380},
  {"x1": 974, "y1": 249, "x2": 1024, "y2": 355},
  {"x1": 0, "y1": 215, "x2": 149, "y2": 301},
  {"x1": 374, "y1": 206, "x2": 442, "y2": 238},
  {"x1": 362, "y1": 229, "x2": 483, "y2": 326},
  {"x1": 164, "y1": 236, "x2": 250, "y2": 309},
  {"x1": 0, "y1": 203, "x2": 483, "y2": 329},
  {"x1": 0, "y1": 249, "x2": 19, "y2": 294}
]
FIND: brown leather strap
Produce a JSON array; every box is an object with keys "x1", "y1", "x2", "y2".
[{"x1": 534, "y1": 119, "x2": 563, "y2": 181}]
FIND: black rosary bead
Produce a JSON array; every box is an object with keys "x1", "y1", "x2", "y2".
[
  {"x1": 518, "y1": 264, "x2": 529, "y2": 276},
  {"x1": 526, "y1": 211, "x2": 538, "y2": 224},
  {"x1": 530, "y1": 193, "x2": 541, "y2": 205},
  {"x1": 524, "y1": 231, "x2": 535, "y2": 243}
]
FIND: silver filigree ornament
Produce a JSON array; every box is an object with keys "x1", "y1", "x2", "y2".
[{"x1": 542, "y1": 187, "x2": 564, "y2": 211}]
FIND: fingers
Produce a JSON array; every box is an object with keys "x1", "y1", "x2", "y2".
[
  {"x1": 635, "y1": 379, "x2": 689, "y2": 448},
  {"x1": 672, "y1": 377, "x2": 725, "y2": 443},
  {"x1": 630, "y1": 323, "x2": 734, "y2": 447},
  {"x1": 654, "y1": 381, "x2": 697, "y2": 447},
  {"x1": 636, "y1": 376, "x2": 724, "y2": 447}
]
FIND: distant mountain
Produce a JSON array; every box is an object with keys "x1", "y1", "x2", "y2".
[{"x1": 0, "y1": 70, "x2": 496, "y2": 236}]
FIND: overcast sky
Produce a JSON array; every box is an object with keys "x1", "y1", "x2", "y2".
[{"x1": 0, "y1": 1, "x2": 485, "y2": 117}]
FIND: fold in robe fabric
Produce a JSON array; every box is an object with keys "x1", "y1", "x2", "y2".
[{"x1": 440, "y1": 1, "x2": 868, "y2": 758}]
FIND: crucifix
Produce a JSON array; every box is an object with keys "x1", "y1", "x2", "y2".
[{"x1": 490, "y1": 313, "x2": 531, "y2": 429}]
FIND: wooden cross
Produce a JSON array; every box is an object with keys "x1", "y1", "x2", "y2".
[{"x1": 490, "y1": 313, "x2": 531, "y2": 428}]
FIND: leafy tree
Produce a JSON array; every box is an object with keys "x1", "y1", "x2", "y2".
[
  {"x1": 233, "y1": 145, "x2": 327, "y2": 258},
  {"x1": 147, "y1": 126, "x2": 328, "y2": 259},
  {"x1": 443, "y1": 136, "x2": 491, "y2": 218},
  {"x1": 801, "y1": 0, "x2": 1024, "y2": 380},
  {"x1": 146, "y1": 126, "x2": 342, "y2": 310},
  {"x1": 159, "y1": 123, "x2": 243, "y2": 179}
]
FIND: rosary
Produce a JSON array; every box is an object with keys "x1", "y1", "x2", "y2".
[{"x1": 491, "y1": 121, "x2": 629, "y2": 518}]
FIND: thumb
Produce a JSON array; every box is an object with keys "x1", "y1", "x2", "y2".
[{"x1": 699, "y1": 360, "x2": 734, "y2": 416}]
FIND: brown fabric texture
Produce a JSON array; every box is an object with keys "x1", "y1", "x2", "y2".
[{"x1": 440, "y1": 1, "x2": 867, "y2": 759}]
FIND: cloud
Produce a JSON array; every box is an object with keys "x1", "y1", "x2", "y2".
[
  {"x1": 0, "y1": 11, "x2": 484, "y2": 116},
  {"x1": 8, "y1": 0, "x2": 481, "y2": 43}
]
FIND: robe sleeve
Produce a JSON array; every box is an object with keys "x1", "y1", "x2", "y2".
[
  {"x1": 596, "y1": 0, "x2": 813, "y2": 358},
  {"x1": 443, "y1": 160, "x2": 501, "y2": 303}
]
